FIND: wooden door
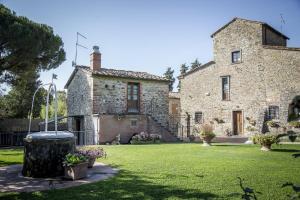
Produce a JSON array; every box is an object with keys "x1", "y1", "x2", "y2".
[
  {"x1": 127, "y1": 82, "x2": 140, "y2": 113},
  {"x1": 233, "y1": 111, "x2": 243, "y2": 135},
  {"x1": 171, "y1": 103, "x2": 178, "y2": 114}
]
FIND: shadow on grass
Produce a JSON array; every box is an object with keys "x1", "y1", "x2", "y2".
[
  {"x1": 212, "y1": 144, "x2": 246, "y2": 147},
  {"x1": 0, "y1": 160, "x2": 22, "y2": 167},
  {"x1": 271, "y1": 149, "x2": 300, "y2": 153},
  {"x1": 292, "y1": 153, "x2": 300, "y2": 158},
  {"x1": 0, "y1": 168, "x2": 219, "y2": 200}
]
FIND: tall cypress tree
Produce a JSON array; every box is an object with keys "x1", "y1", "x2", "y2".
[{"x1": 163, "y1": 67, "x2": 175, "y2": 92}]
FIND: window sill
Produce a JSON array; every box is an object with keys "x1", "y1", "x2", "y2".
[{"x1": 231, "y1": 61, "x2": 242, "y2": 65}]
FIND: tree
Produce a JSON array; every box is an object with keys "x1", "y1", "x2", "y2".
[
  {"x1": 190, "y1": 59, "x2": 201, "y2": 70},
  {"x1": 40, "y1": 91, "x2": 67, "y2": 119},
  {"x1": 180, "y1": 63, "x2": 189, "y2": 75},
  {"x1": 163, "y1": 67, "x2": 175, "y2": 92},
  {"x1": 0, "y1": 70, "x2": 47, "y2": 118},
  {"x1": 177, "y1": 63, "x2": 189, "y2": 91},
  {"x1": 0, "y1": 4, "x2": 65, "y2": 86}
]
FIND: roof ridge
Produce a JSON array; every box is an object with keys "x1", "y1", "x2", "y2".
[
  {"x1": 179, "y1": 61, "x2": 215, "y2": 78},
  {"x1": 211, "y1": 17, "x2": 289, "y2": 39},
  {"x1": 76, "y1": 65, "x2": 164, "y2": 78},
  {"x1": 101, "y1": 67, "x2": 160, "y2": 76}
]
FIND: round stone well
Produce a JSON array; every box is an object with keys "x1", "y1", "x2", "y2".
[{"x1": 22, "y1": 131, "x2": 75, "y2": 178}]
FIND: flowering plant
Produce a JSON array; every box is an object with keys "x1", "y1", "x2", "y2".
[
  {"x1": 130, "y1": 132, "x2": 161, "y2": 144},
  {"x1": 76, "y1": 146, "x2": 105, "y2": 158}
]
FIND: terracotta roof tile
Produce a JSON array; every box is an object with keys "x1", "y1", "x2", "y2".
[{"x1": 77, "y1": 65, "x2": 169, "y2": 81}]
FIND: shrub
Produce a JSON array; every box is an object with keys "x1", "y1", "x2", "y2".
[
  {"x1": 198, "y1": 123, "x2": 215, "y2": 141},
  {"x1": 266, "y1": 120, "x2": 280, "y2": 128},
  {"x1": 130, "y1": 132, "x2": 161, "y2": 144},
  {"x1": 76, "y1": 146, "x2": 105, "y2": 158},
  {"x1": 251, "y1": 133, "x2": 279, "y2": 150},
  {"x1": 63, "y1": 153, "x2": 87, "y2": 167},
  {"x1": 288, "y1": 121, "x2": 300, "y2": 128}
]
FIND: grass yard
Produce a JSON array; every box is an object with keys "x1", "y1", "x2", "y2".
[{"x1": 0, "y1": 143, "x2": 300, "y2": 200}]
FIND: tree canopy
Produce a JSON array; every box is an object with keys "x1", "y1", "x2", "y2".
[
  {"x1": 0, "y1": 4, "x2": 66, "y2": 119},
  {"x1": 180, "y1": 63, "x2": 189, "y2": 75},
  {"x1": 163, "y1": 67, "x2": 175, "y2": 92},
  {"x1": 0, "y1": 70, "x2": 47, "y2": 118},
  {"x1": 177, "y1": 63, "x2": 189, "y2": 91},
  {"x1": 40, "y1": 91, "x2": 67, "y2": 119},
  {"x1": 190, "y1": 59, "x2": 201, "y2": 70},
  {"x1": 0, "y1": 4, "x2": 65, "y2": 85}
]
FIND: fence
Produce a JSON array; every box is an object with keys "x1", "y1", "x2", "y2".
[{"x1": 0, "y1": 118, "x2": 68, "y2": 147}]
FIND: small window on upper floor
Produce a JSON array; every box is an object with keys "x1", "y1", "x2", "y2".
[
  {"x1": 232, "y1": 51, "x2": 241, "y2": 63},
  {"x1": 268, "y1": 106, "x2": 279, "y2": 120}
]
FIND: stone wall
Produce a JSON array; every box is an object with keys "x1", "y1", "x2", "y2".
[
  {"x1": 92, "y1": 76, "x2": 169, "y2": 127},
  {"x1": 262, "y1": 47, "x2": 300, "y2": 123},
  {"x1": 180, "y1": 18, "x2": 300, "y2": 137},
  {"x1": 66, "y1": 69, "x2": 95, "y2": 144},
  {"x1": 99, "y1": 114, "x2": 147, "y2": 143},
  {"x1": 67, "y1": 69, "x2": 170, "y2": 144}
]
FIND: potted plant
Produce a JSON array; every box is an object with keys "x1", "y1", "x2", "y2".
[
  {"x1": 197, "y1": 123, "x2": 216, "y2": 146},
  {"x1": 77, "y1": 146, "x2": 105, "y2": 168},
  {"x1": 251, "y1": 133, "x2": 279, "y2": 151},
  {"x1": 288, "y1": 121, "x2": 300, "y2": 133},
  {"x1": 287, "y1": 130, "x2": 298, "y2": 142},
  {"x1": 63, "y1": 153, "x2": 88, "y2": 180}
]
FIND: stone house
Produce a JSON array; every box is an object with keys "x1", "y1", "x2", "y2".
[
  {"x1": 179, "y1": 18, "x2": 300, "y2": 138},
  {"x1": 65, "y1": 46, "x2": 176, "y2": 144}
]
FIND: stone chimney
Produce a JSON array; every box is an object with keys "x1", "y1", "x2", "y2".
[{"x1": 90, "y1": 45, "x2": 101, "y2": 71}]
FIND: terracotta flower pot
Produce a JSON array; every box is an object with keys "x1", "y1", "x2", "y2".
[
  {"x1": 201, "y1": 136, "x2": 213, "y2": 146},
  {"x1": 261, "y1": 144, "x2": 272, "y2": 151},
  {"x1": 88, "y1": 157, "x2": 96, "y2": 168},
  {"x1": 64, "y1": 162, "x2": 88, "y2": 180},
  {"x1": 289, "y1": 135, "x2": 297, "y2": 142}
]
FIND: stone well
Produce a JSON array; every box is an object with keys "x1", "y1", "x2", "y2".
[{"x1": 22, "y1": 131, "x2": 75, "y2": 178}]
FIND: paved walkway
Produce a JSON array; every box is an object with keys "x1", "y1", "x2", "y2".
[{"x1": 0, "y1": 162, "x2": 119, "y2": 193}]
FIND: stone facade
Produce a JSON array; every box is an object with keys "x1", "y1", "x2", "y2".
[
  {"x1": 93, "y1": 76, "x2": 169, "y2": 127},
  {"x1": 66, "y1": 60, "x2": 171, "y2": 144},
  {"x1": 180, "y1": 18, "x2": 300, "y2": 137},
  {"x1": 66, "y1": 69, "x2": 95, "y2": 144}
]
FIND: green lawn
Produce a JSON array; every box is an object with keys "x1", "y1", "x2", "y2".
[{"x1": 1, "y1": 143, "x2": 300, "y2": 200}]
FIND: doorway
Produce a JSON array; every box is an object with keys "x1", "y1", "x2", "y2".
[{"x1": 233, "y1": 111, "x2": 243, "y2": 135}]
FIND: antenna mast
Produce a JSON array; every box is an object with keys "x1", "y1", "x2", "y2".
[
  {"x1": 73, "y1": 32, "x2": 88, "y2": 67},
  {"x1": 280, "y1": 14, "x2": 286, "y2": 33}
]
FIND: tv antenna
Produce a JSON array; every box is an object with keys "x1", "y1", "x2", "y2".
[
  {"x1": 72, "y1": 32, "x2": 88, "y2": 67},
  {"x1": 280, "y1": 14, "x2": 286, "y2": 33}
]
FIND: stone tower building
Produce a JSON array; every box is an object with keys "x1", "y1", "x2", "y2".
[{"x1": 179, "y1": 18, "x2": 300, "y2": 137}]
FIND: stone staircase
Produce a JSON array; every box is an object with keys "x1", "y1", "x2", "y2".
[{"x1": 147, "y1": 116, "x2": 179, "y2": 142}]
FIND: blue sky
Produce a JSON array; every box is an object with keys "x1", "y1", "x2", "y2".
[{"x1": 2, "y1": 0, "x2": 300, "y2": 91}]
